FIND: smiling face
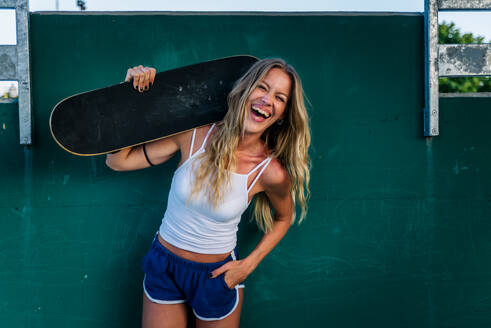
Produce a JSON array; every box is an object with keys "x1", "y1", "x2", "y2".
[{"x1": 244, "y1": 67, "x2": 292, "y2": 135}]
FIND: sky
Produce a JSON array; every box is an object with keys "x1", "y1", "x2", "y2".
[{"x1": 0, "y1": 0, "x2": 490, "y2": 94}]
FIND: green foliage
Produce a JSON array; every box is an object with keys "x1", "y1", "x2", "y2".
[
  {"x1": 439, "y1": 21, "x2": 486, "y2": 44},
  {"x1": 438, "y1": 21, "x2": 491, "y2": 93},
  {"x1": 76, "y1": 0, "x2": 86, "y2": 11}
]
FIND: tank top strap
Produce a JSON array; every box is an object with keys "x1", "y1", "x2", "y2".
[
  {"x1": 189, "y1": 128, "x2": 197, "y2": 156},
  {"x1": 247, "y1": 156, "x2": 273, "y2": 192},
  {"x1": 197, "y1": 123, "x2": 216, "y2": 152}
]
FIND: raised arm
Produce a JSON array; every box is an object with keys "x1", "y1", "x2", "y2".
[
  {"x1": 105, "y1": 136, "x2": 181, "y2": 171},
  {"x1": 106, "y1": 65, "x2": 180, "y2": 171}
]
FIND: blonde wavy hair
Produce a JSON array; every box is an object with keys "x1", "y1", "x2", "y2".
[{"x1": 189, "y1": 58, "x2": 311, "y2": 232}]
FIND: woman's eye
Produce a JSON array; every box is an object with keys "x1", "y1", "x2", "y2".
[
  {"x1": 258, "y1": 85, "x2": 267, "y2": 90},
  {"x1": 276, "y1": 96, "x2": 285, "y2": 102}
]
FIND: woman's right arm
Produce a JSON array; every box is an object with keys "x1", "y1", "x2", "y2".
[
  {"x1": 105, "y1": 136, "x2": 180, "y2": 171},
  {"x1": 106, "y1": 65, "x2": 181, "y2": 171}
]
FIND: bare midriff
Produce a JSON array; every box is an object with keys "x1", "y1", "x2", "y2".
[{"x1": 158, "y1": 233, "x2": 230, "y2": 263}]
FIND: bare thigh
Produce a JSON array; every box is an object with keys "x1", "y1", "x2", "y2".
[
  {"x1": 195, "y1": 288, "x2": 244, "y2": 328},
  {"x1": 142, "y1": 292, "x2": 188, "y2": 328}
]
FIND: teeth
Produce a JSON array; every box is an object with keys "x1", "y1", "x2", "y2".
[{"x1": 252, "y1": 106, "x2": 271, "y2": 118}]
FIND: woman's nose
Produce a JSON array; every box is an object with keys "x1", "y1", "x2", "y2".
[{"x1": 261, "y1": 92, "x2": 272, "y2": 104}]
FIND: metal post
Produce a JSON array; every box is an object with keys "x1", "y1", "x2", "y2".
[
  {"x1": 424, "y1": 0, "x2": 439, "y2": 136},
  {"x1": 16, "y1": 0, "x2": 32, "y2": 145},
  {"x1": 0, "y1": 0, "x2": 32, "y2": 145}
]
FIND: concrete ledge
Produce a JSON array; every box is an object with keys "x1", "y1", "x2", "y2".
[
  {"x1": 440, "y1": 92, "x2": 491, "y2": 97},
  {"x1": 0, "y1": 0, "x2": 16, "y2": 8},
  {"x1": 438, "y1": 0, "x2": 491, "y2": 10},
  {"x1": 31, "y1": 11, "x2": 423, "y2": 16},
  {"x1": 0, "y1": 98, "x2": 18, "y2": 103},
  {"x1": 439, "y1": 44, "x2": 491, "y2": 77},
  {"x1": 0, "y1": 45, "x2": 17, "y2": 80}
]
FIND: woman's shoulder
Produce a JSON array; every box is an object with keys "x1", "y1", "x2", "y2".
[
  {"x1": 173, "y1": 123, "x2": 215, "y2": 146},
  {"x1": 193, "y1": 123, "x2": 216, "y2": 139},
  {"x1": 260, "y1": 156, "x2": 291, "y2": 192}
]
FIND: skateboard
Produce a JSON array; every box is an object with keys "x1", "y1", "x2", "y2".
[{"x1": 50, "y1": 55, "x2": 258, "y2": 156}]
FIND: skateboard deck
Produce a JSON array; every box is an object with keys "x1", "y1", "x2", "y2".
[{"x1": 50, "y1": 55, "x2": 258, "y2": 156}]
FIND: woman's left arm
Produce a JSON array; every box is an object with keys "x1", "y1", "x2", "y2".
[{"x1": 210, "y1": 162, "x2": 293, "y2": 287}]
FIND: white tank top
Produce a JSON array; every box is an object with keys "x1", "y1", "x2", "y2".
[{"x1": 159, "y1": 123, "x2": 272, "y2": 254}]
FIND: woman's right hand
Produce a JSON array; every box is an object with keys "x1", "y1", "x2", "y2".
[{"x1": 124, "y1": 65, "x2": 157, "y2": 93}]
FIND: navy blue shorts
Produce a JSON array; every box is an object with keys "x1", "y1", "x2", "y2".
[{"x1": 142, "y1": 235, "x2": 244, "y2": 321}]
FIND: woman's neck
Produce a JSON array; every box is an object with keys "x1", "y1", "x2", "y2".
[{"x1": 237, "y1": 132, "x2": 266, "y2": 155}]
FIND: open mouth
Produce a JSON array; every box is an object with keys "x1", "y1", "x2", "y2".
[{"x1": 251, "y1": 105, "x2": 271, "y2": 119}]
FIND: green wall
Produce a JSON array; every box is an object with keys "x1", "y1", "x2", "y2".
[{"x1": 0, "y1": 12, "x2": 490, "y2": 327}]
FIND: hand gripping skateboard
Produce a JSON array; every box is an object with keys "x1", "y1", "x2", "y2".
[{"x1": 49, "y1": 55, "x2": 258, "y2": 156}]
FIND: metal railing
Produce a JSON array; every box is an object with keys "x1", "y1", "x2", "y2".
[{"x1": 424, "y1": 0, "x2": 491, "y2": 136}]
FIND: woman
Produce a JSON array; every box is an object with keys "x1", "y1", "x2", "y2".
[{"x1": 106, "y1": 58, "x2": 311, "y2": 327}]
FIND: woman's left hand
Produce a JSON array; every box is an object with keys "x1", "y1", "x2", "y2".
[{"x1": 210, "y1": 260, "x2": 251, "y2": 289}]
